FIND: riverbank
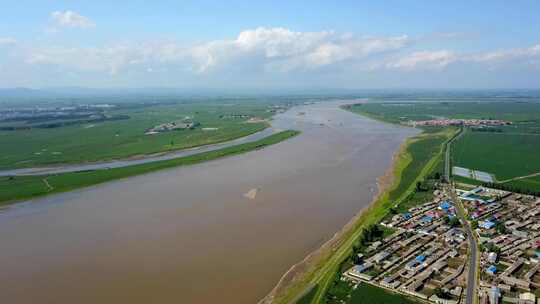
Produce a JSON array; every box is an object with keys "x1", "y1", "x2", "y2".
[
  {"x1": 261, "y1": 115, "x2": 456, "y2": 304},
  {"x1": 0, "y1": 130, "x2": 299, "y2": 207}
]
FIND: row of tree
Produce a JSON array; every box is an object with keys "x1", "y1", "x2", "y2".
[{"x1": 481, "y1": 182, "x2": 540, "y2": 197}]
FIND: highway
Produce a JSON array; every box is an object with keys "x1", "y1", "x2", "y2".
[{"x1": 444, "y1": 127, "x2": 477, "y2": 304}]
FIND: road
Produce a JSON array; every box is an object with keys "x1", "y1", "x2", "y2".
[
  {"x1": 444, "y1": 127, "x2": 477, "y2": 304},
  {"x1": 444, "y1": 127, "x2": 463, "y2": 182},
  {"x1": 450, "y1": 188, "x2": 478, "y2": 304}
]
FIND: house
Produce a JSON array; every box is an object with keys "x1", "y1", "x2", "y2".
[
  {"x1": 480, "y1": 221, "x2": 496, "y2": 230},
  {"x1": 518, "y1": 292, "x2": 536, "y2": 304},
  {"x1": 486, "y1": 265, "x2": 497, "y2": 275},
  {"x1": 440, "y1": 201, "x2": 453, "y2": 210},
  {"x1": 488, "y1": 252, "x2": 498, "y2": 264},
  {"x1": 489, "y1": 287, "x2": 501, "y2": 304},
  {"x1": 416, "y1": 255, "x2": 426, "y2": 263}
]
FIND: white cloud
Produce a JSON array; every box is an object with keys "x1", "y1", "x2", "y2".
[
  {"x1": 469, "y1": 44, "x2": 540, "y2": 63},
  {"x1": 0, "y1": 37, "x2": 17, "y2": 46},
  {"x1": 387, "y1": 44, "x2": 540, "y2": 71},
  {"x1": 51, "y1": 10, "x2": 95, "y2": 29},
  {"x1": 189, "y1": 27, "x2": 409, "y2": 72},
  {"x1": 9, "y1": 26, "x2": 540, "y2": 82},
  {"x1": 22, "y1": 27, "x2": 410, "y2": 75},
  {"x1": 387, "y1": 50, "x2": 457, "y2": 70}
]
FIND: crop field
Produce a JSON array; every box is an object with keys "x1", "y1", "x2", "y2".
[
  {"x1": 504, "y1": 176, "x2": 540, "y2": 192},
  {"x1": 0, "y1": 102, "x2": 275, "y2": 170},
  {"x1": 349, "y1": 283, "x2": 416, "y2": 304},
  {"x1": 347, "y1": 100, "x2": 540, "y2": 191},
  {"x1": 452, "y1": 131, "x2": 540, "y2": 181}
]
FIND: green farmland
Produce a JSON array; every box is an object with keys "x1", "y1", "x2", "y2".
[
  {"x1": 349, "y1": 283, "x2": 417, "y2": 304},
  {"x1": 348, "y1": 101, "x2": 540, "y2": 192},
  {"x1": 0, "y1": 102, "x2": 274, "y2": 170},
  {"x1": 452, "y1": 131, "x2": 540, "y2": 181}
]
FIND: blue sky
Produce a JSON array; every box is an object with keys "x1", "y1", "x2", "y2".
[{"x1": 1, "y1": 1, "x2": 540, "y2": 89}]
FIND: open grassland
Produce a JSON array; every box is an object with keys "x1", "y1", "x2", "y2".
[
  {"x1": 0, "y1": 130, "x2": 299, "y2": 207},
  {"x1": 269, "y1": 125, "x2": 454, "y2": 304},
  {"x1": 0, "y1": 103, "x2": 273, "y2": 170},
  {"x1": 452, "y1": 131, "x2": 540, "y2": 181}
]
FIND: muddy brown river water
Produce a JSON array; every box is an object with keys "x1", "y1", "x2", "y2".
[{"x1": 0, "y1": 101, "x2": 417, "y2": 304}]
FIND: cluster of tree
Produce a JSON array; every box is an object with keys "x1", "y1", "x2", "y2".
[
  {"x1": 470, "y1": 127, "x2": 503, "y2": 133},
  {"x1": 357, "y1": 224, "x2": 384, "y2": 247},
  {"x1": 481, "y1": 182, "x2": 540, "y2": 197},
  {"x1": 481, "y1": 242, "x2": 501, "y2": 254},
  {"x1": 351, "y1": 224, "x2": 385, "y2": 262},
  {"x1": 416, "y1": 178, "x2": 438, "y2": 192},
  {"x1": 434, "y1": 287, "x2": 452, "y2": 300},
  {"x1": 444, "y1": 216, "x2": 461, "y2": 228},
  {"x1": 495, "y1": 222, "x2": 508, "y2": 234}
]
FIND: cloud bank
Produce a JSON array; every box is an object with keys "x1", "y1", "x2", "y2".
[{"x1": 2, "y1": 26, "x2": 540, "y2": 87}]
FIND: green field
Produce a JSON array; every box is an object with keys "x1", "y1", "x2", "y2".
[
  {"x1": 0, "y1": 102, "x2": 276, "y2": 170},
  {"x1": 348, "y1": 101, "x2": 540, "y2": 191},
  {"x1": 349, "y1": 283, "x2": 417, "y2": 304},
  {"x1": 452, "y1": 131, "x2": 540, "y2": 181},
  {"x1": 0, "y1": 130, "x2": 299, "y2": 206}
]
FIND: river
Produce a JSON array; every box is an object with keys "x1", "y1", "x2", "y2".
[{"x1": 0, "y1": 101, "x2": 417, "y2": 304}]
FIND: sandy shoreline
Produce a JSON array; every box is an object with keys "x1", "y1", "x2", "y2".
[{"x1": 258, "y1": 135, "x2": 408, "y2": 304}]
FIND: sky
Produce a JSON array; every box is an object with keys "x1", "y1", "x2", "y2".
[{"x1": 1, "y1": 1, "x2": 540, "y2": 89}]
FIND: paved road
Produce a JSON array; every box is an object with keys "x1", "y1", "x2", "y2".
[
  {"x1": 444, "y1": 127, "x2": 463, "y2": 182},
  {"x1": 451, "y1": 188, "x2": 477, "y2": 304},
  {"x1": 444, "y1": 127, "x2": 477, "y2": 304}
]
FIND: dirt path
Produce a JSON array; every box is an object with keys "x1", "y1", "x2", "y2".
[
  {"x1": 499, "y1": 171, "x2": 540, "y2": 183},
  {"x1": 42, "y1": 178, "x2": 54, "y2": 191}
]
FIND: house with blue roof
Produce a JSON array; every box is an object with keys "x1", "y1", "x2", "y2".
[
  {"x1": 420, "y1": 215, "x2": 433, "y2": 224},
  {"x1": 480, "y1": 220, "x2": 495, "y2": 229},
  {"x1": 415, "y1": 255, "x2": 426, "y2": 263},
  {"x1": 439, "y1": 201, "x2": 452, "y2": 210},
  {"x1": 486, "y1": 265, "x2": 497, "y2": 275}
]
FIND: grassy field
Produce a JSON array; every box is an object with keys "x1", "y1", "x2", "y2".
[
  {"x1": 0, "y1": 130, "x2": 299, "y2": 207},
  {"x1": 349, "y1": 283, "x2": 417, "y2": 304},
  {"x1": 452, "y1": 131, "x2": 540, "y2": 181},
  {"x1": 274, "y1": 124, "x2": 454, "y2": 304},
  {"x1": 0, "y1": 102, "x2": 275, "y2": 170}
]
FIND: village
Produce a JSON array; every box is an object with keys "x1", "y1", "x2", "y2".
[
  {"x1": 144, "y1": 118, "x2": 200, "y2": 135},
  {"x1": 459, "y1": 187, "x2": 540, "y2": 304},
  {"x1": 340, "y1": 183, "x2": 540, "y2": 304},
  {"x1": 410, "y1": 119, "x2": 511, "y2": 128}
]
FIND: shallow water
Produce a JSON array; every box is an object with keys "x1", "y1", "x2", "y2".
[{"x1": 0, "y1": 101, "x2": 417, "y2": 304}]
